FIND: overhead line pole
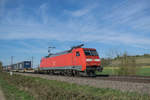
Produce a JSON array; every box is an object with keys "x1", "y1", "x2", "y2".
[
  {"x1": 32, "y1": 56, "x2": 33, "y2": 68},
  {"x1": 11, "y1": 56, "x2": 13, "y2": 65},
  {"x1": 10, "y1": 56, "x2": 13, "y2": 73}
]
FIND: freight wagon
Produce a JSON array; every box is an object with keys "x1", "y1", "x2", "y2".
[{"x1": 3, "y1": 61, "x2": 32, "y2": 72}]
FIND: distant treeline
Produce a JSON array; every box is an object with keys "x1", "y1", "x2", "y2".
[
  {"x1": 134, "y1": 54, "x2": 150, "y2": 57},
  {"x1": 115, "y1": 54, "x2": 150, "y2": 59}
]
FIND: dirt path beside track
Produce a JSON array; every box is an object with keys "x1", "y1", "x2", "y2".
[{"x1": 0, "y1": 87, "x2": 5, "y2": 100}]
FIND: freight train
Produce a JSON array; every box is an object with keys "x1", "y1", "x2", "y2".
[
  {"x1": 3, "y1": 44, "x2": 103, "y2": 76},
  {"x1": 39, "y1": 44, "x2": 103, "y2": 76}
]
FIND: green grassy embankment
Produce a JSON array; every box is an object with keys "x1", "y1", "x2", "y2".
[
  {"x1": 0, "y1": 72, "x2": 150, "y2": 100},
  {"x1": 0, "y1": 73, "x2": 34, "y2": 100}
]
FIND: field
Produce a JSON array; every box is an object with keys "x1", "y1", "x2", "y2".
[
  {"x1": 137, "y1": 66, "x2": 150, "y2": 76},
  {"x1": 100, "y1": 55, "x2": 150, "y2": 76},
  {"x1": 111, "y1": 56, "x2": 150, "y2": 67},
  {"x1": 0, "y1": 72, "x2": 150, "y2": 100},
  {"x1": 98, "y1": 66, "x2": 150, "y2": 76}
]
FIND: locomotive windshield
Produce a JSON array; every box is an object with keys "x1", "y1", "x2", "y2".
[{"x1": 84, "y1": 49, "x2": 98, "y2": 56}]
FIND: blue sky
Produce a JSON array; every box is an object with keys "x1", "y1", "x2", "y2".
[{"x1": 0, "y1": 0, "x2": 150, "y2": 66}]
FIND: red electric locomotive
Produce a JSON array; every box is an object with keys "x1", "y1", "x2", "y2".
[{"x1": 40, "y1": 44, "x2": 103, "y2": 76}]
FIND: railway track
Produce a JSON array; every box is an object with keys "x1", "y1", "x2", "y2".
[{"x1": 95, "y1": 75, "x2": 150, "y2": 83}]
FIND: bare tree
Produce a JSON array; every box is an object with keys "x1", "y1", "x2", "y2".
[
  {"x1": 117, "y1": 53, "x2": 138, "y2": 75},
  {"x1": 106, "y1": 49, "x2": 123, "y2": 74}
]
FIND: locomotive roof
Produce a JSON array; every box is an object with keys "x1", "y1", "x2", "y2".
[
  {"x1": 45, "y1": 47, "x2": 96, "y2": 58},
  {"x1": 46, "y1": 49, "x2": 72, "y2": 58},
  {"x1": 45, "y1": 44, "x2": 85, "y2": 58}
]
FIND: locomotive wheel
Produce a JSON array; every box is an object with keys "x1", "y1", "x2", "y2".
[
  {"x1": 89, "y1": 71, "x2": 96, "y2": 77},
  {"x1": 72, "y1": 70, "x2": 76, "y2": 76},
  {"x1": 49, "y1": 70, "x2": 54, "y2": 75},
  {"x1": 67, "y1": 70, "x2": 73, "y2": 76}
]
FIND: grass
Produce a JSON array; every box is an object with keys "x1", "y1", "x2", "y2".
[
  {"x1": 0, "y1": 72, "x2": 150, "y2": 100},
  {"x1": 0, "y1": 74, "x2": 34, "y2": 100},
  {"x1": 98, "y1": 67, "x2": 118, "y2": 75},
  {"x1": 137, "y1": 67, "x2": 150, "y2": 76},
  {"x1": 98, "y1": 66, "x2": 150, "y2": 76}
]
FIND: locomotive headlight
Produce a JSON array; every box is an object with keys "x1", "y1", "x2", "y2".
[
  {"x1": 86, "y1": 59, "x2": 92, "y2": 62},
  {"x1": 94, "y1": 59, "x2": 101, "y2": 61}
]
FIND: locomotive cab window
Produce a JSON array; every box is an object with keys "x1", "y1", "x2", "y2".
[
  {"x1": 76, "y1": 51, "x2": 80, "y2": 56},
  {"x1": 84, "y1": 49, "x2": 98, "y2": 56}
]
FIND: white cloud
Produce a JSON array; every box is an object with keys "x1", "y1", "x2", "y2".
[
  {"x1": 69, "y1": 7, "x2": 91, "y2": 17},
  {"x1": 129, "y1": 16, "x2": 150, "y2": 32},
  {"x1": 38, "y1": 3, "x2": 49, "y2": 24},
  {"x1": 0, "y1": 17, "x2": 150, "y2": 49},
  {"x1": 64, "y1": 3, "x2": 98, "y2": 17},
  {"x1": 102, "y1": 0, "x2": 150, "y2": 31}
]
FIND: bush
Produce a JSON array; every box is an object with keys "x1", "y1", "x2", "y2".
[
  {"x1": 117, "y1": 53, "x2": 138, "y2": 75},
  {"x1": 101, "y1": 58, "x2": 112, "y2": 67}
]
